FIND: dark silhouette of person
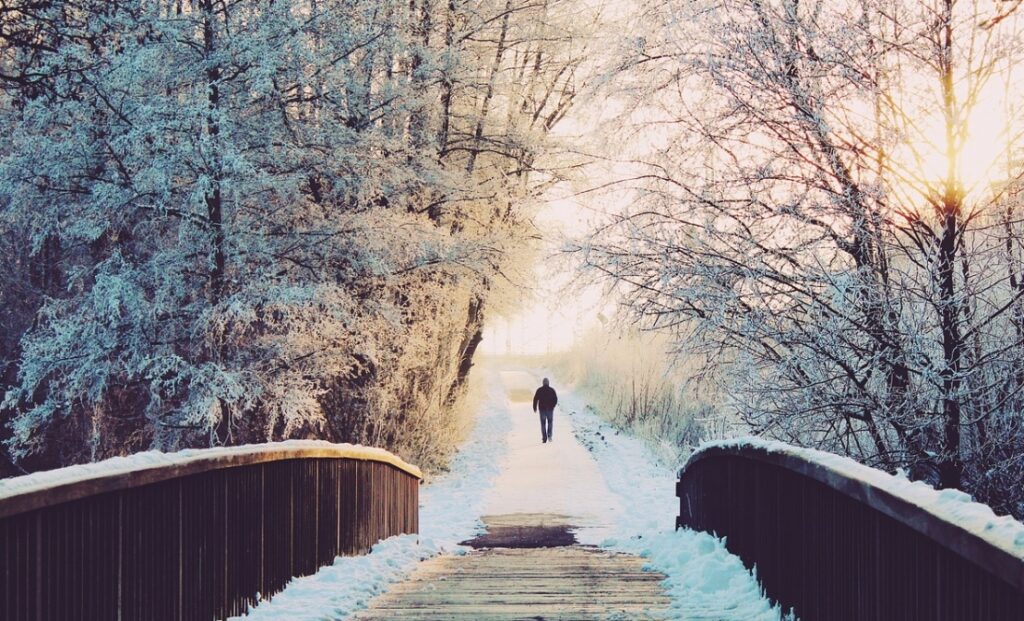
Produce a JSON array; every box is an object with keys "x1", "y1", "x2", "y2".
[{"x1": 532, "y1": 378, "x2": 558, "y2": 443}]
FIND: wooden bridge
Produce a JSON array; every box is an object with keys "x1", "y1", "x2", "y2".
[{"x1": 2, "y1": 437, "x2": 1024, "y2": 619}]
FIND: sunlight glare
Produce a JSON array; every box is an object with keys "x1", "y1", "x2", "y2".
[{"x1": 913, "y1": 94, "x2": 1010, "y2": 199}]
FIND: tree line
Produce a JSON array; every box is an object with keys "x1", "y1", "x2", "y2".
[
  {"x1": 580, "y1": 0, "x2": 1024, "y2": 517},
  {"x1": 0, "y1": 0, "x2": 594, "y2": 473}
]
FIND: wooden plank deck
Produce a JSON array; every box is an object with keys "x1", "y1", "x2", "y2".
[{"x1": 351, "y1": 514, "x2": 669, "y2": 621}]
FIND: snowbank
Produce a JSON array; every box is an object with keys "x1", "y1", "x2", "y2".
[
  {"x1": 559, "y1": 390, "x2": 789, "y2": 620},
  {"x1": 696, "y1": 437, "x2": 1024, "y2": 560},
  {"x1": 230, "y1": 370, "x2": 514, "y2": 620},
  {"x1": 418, "y1": 376, "x2": 514, "y2": 550},
  {"x1": 230, "y1": 534, "x2": 432, "y2": 619}
]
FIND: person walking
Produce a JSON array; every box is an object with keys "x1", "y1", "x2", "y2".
[{"x1": 532, "y1": 378, "x2": 558, "y2": 443}]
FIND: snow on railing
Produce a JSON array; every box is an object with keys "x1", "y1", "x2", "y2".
[
  {"x1": 0, "y1": 439, "x2": 421, "y2": 518},
  {"x1": 693, "y1": 437, "x2": 1024, "y2": 560},
  {"x1": 678, "y1": 437, "x2": 1024, "y2": 621},
  {"x1": 0, "y1": 441, "x2": 421, "y2": 621}
]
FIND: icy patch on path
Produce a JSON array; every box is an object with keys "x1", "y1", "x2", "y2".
[
  {"x1": 233, "y1": 368, "x2": 513, "y2": 620},
  {"x1": 559, "y1": 389, "x2": 789, "y2": 621}
]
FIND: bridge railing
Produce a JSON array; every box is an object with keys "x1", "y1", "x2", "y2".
[
  {"x1": 677, "y1": 439, "x2": 1024, "y2": 621},
  {"x1": 0, "y1": 441, "x2": 421, "y2": 621}
]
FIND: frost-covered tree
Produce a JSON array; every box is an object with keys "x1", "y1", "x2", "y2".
[
  {"x1": 0, "y1": 0, "x2": 598, "y2": 471},
  {"x1": 580, "y1": 0, "x2": 1024, "y2": 515}
]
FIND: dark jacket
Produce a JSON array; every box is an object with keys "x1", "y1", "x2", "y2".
[{"x1": 533, "y1": 385, "x2": 558, "y2": 412}]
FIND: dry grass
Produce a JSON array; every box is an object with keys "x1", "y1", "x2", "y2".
[{"x1": 547, "y1": 330, "x2": 731, "y2": 467}]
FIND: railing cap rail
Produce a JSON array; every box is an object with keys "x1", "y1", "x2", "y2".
[
  {"x1": 682, "y1": 438, "x2": 1024, "y2": 590},
  {"x1": 0, "y1": 440, "x2": 422, "y2": 519}
]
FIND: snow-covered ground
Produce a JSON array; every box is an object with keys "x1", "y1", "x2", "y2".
[
  {"x1": 234, "y1": 365, "x2": 784, "y2": 620},
  {"x1": 480, "y1": 370, "x2": 624, "y2": 540},
  {"x1": 230, "y1": 367, "x2": 513, "y2": 620},
  {"x1": 556, "y1": 388, "x2": 788, "y2": 620}
]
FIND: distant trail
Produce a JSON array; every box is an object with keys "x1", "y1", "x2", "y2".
[
  {"x1": 237, "y1": 366, "x2": 779, "y2": 621},
  {"x1": 478, "y1": 371, "x2": 624, "y2": 541},
  {"x1": 351, "y1": 370, "x2": 671, "y2": 620}
]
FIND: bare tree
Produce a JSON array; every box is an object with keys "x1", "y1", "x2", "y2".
[{"x1": 580, "y1": 0, "x2": 1024, "y2": 514}]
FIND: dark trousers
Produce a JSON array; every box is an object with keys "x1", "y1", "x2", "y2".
[{"x1": 539, "y1": 409, "x2": 553, "y2": 442}]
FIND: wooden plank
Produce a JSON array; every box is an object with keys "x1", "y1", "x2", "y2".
[{"x1": 353, "y1": 516, "x2": 669, "y2": 620}]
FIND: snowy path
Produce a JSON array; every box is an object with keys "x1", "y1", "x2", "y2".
[
  {"x1": 479, "y1": 370, "x2": 624, "y2": 541},
  {"x1": 348, "y1": 369, "x2": 670, "y2": 620},
  {"x1": 234, "y1": 364, "x2": 786, "y2": 620}
]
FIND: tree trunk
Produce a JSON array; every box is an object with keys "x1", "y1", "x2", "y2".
[
  {"x1": 465, "y1": 0, "x2": 512, "y2": 175},
  {"x1": 937, "y1": 207, "x2": 964, "y2": 489},
  {"x1": 201, "y1": 0, "x2": 229, "y2": 447},
  {"x1": 445, "y1": 295, "x2": 484, "y2": 406},
  {"x1": 201, "y1": 0, "x2": 225, "y2": 304},
  {"x1": 935, "y1": 0, "x2": 964, "y2": 491}
]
